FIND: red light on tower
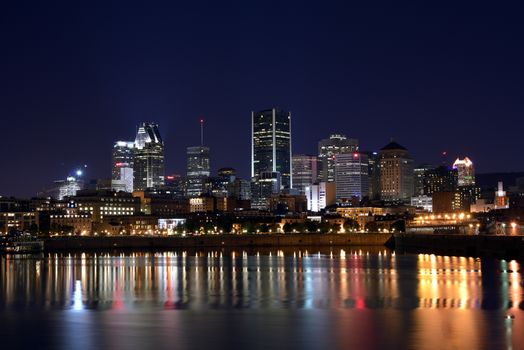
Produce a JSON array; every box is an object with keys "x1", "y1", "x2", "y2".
[{"x1": 353, "y1": 153, "x2": 359, "y2": 158}]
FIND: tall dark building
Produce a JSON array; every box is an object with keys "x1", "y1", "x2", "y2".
[
  {"x1": 133, "y1": 122, "x2": 165, "y2": 190},
  {"x1": 379, "y1": 140, "x2": 414, "y2": 201},
  {"x1": 251, "y1": 108, "x2": 292, "y2": 190},
  {"x1": 414, "y1": 164, "x2": 433, "y2": 196},
  {"x1": 318, "y1": 134, "x2": 358, "y2": 183},
  {"x1": 423, "y1": 165, "x2": 458, "y2": 195},
  {"x1": 251, "y1": 171, "x2": 281, "y2": 210},
  {"x1": 363, "y1": 151, "x2": 381, "y2": 200}
]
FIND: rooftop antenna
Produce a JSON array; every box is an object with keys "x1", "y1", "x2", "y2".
[
  {"x1": 441, "y1": 151, "x2": 448, "y2": 166},
  {"x1": 200, "y1": 117, "x2": 204, "y2": 146}
]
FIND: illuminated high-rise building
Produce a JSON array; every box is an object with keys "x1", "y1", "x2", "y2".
[
  {"x1": 334, "y1": 152, "x2": 369, "y2": 201},
  {"x1": 186, "y1": 146, "x2": 210, "y2": 197},
  {"x1": 292, "y1": 154, "x2": 318, "y2": 195},
  {"x1": 56, "y1": 177, "x2": 83, "y2": 200},
  {"x1": 379, "y1": 140, "x2": 414, "y2": 201},
  {"x1": 453, "y1": 157, "x2": 475, "y2": 186},
  {"x1": 112, "y1": 141, "x2": 134, "y2": 192},
  {"x1": 251, "y1": 171, "x2": 281, "y2": 210},
  {"x1": 186, "y1": 119, "x2": 211, "y2": 197},
  {"x1": 251, "y1": 108, "x2": 292, "y2": 190},
  {"x1": 133, "y1": 122, "x2": 165, "y2": 190},
  {"x1": 413, "y1": 164, "x2": 433, "y2": 196},
  {"x1": 318, "y1": 134, "x2": 358, "y2": 183}
]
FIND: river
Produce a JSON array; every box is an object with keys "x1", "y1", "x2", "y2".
[{"x1": 0, "y1": 247, "x2": 522, "y2": 349}]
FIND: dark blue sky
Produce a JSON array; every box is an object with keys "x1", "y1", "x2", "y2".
[{"x1": 1, "y1": 1, "x2": 523, "y2": 197}]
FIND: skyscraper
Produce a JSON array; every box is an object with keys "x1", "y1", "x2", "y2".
[
  {"x1": 112, "y1": 141, "x2": 134, "y2": 192},
  {"x1": 56, "y1": 176, "x2": 83, "y2": 200},
  {"x1": 186, "y1": 146, "x2": 210, "y2": 197},
  {"x1": 318, "y1": 134, "x2": 358, "y2": 183},
  {"x1": 364, "y1": 151, "x2": 380, "y2": 200},
  {"x1": 413, "y1": 164, "x2": 433, "y2": 196},
  {"x1": 334, "y1": 152, "x2": 369, "y2": 201},
  {"x1": 133, "y1": 122, "x2": 165, "y2": 190},
  {"x1": 453, "y1": 157, "x2": 475, "y2": 186},
  {"x1": 292, "y1": 154, "x2": 318, "y2": 195},
  {"x1": 251, "y1": 108, "x2": 292, "y2": 190},
  {"x1": 186, "y1": 119, "x2": 211, "y2": 197},
  {"x1": 379, "y1": 140, "x2": 414, "y2": 201},
  {"x1": 423, "y1": 165, "x2": 458, "y2": 195},
  {"x1": 251, "y1": 171, "x2": 281, "y2": 210}
]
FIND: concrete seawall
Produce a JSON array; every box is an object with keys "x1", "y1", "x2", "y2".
[
  {"x1": 43, "y1": 233, "x2": 393, "y2": 251},
  {"x1": 395, "y1": 233, "x2": 524, "y2": 259}
]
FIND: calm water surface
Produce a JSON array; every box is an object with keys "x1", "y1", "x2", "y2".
[{"x1": 1, "y1": 247, "x2": 523, "y2": 350}]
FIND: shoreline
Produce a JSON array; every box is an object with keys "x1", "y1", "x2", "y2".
[{"x1": 42, "y1": 233, "x2": 394, "y2": 251}]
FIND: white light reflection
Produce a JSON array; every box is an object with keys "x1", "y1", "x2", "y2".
[{"x1": 72, "y1": 280, "x2": 83, "y2": 311}]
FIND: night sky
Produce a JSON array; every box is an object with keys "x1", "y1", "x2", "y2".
[{"x1": 1, "y1": 1, "x2": 523, "y2": 197}]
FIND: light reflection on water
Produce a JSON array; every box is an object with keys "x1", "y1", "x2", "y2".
[{"x1": 0, "y1": 247, "x2": 523, "y2": 349}]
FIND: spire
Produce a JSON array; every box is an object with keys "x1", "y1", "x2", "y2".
[{"x1": 200, "y1": 117, "x2": 204, "y2": 146}]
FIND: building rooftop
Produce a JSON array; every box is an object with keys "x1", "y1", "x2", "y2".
[{"x1": 380, "y1": 141, "x2": 408, "y2": 151}]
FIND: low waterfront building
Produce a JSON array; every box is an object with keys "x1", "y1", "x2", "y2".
[
  {"x1": 470, "y1": 199, "x2": 496, "y2": 213},
  {"x1": 407, "y1": 213, "x2": 478, "y2": 234},
  {"x1": 49, "y1": 213, "x2": 93, "y2": 235},
  {"x1": 132, "y1": 191, "x2": 189, "y2": 216},
  {"x1": 336, "y1": 206, "x2": 415, "y2": 230},
  {"x1": 69, "y1": 190, "x2": 141, "y2": 222},
  {"x1": 410, "y1": 195, "x2": 433, "y2": 212},
  {"x1": 269, "y1": 194, "x2": 307, "y2": 213},
  {"x1": 0, "y1": 212, "x2": 38, "y2": 234},
  {"x1": 97, "y1": 215, "x2": 160, "y2": 235},
  {"x1": 189, "y1": 197, "x2": 216, "y2": 213},
  {"x1": 158, "y1": 218, "x2": 187, "y2": 235}
]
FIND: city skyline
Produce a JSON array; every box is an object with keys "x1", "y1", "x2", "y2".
[
  {"x1": 0, "y1": 113, "x2": 522, "y2": 198},
  {"x1": 2, "y1": 2, "x2": 524, "y2": 197}
]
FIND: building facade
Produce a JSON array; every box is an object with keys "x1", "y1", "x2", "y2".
[
  {"x1": 318, "y1": 134, "x2": 358, "y2": 183},
  {"x1": 56, "y1": 177, "x2": 83, "y2": 200},
  {"x1": 453, "y1": 157, "x2": 475, "y2": 186},
  {"x1": 133, "y1": 122, "x2": 165, "y2": 190},
  {"x1": 423, "y1": 165, "x2": 458, "y2": 195},
  {"x1": 112, "y1": 141, "x2": 135, "y2": 192},
  {"x1": 69, "y1": 190, "x2": 141, "y2": 222},
  {"x1": 186, "y1": 146, "x2": 211, "y2": 197},
  {"x1": 305, "y1": 182, "x2": 336, "y2": 212},
  {"x1": 251, "y1": 171, "x2": 281, "y2": 210},
  {"x1": 292, "y1": 154, "x2": 318, "y2": 195},
  {"x1": 334, "y1": 152, "x2": 369, "y2": 201},
  {"x1": 0, "y1": 212, "x2": 38, "y2": 234},
  {"x1": 251, "y1": 108, "x2": 292, "y2": 190},
  {"x1": 379, "y1": 141, "x2": 414, "y2": 201}
]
